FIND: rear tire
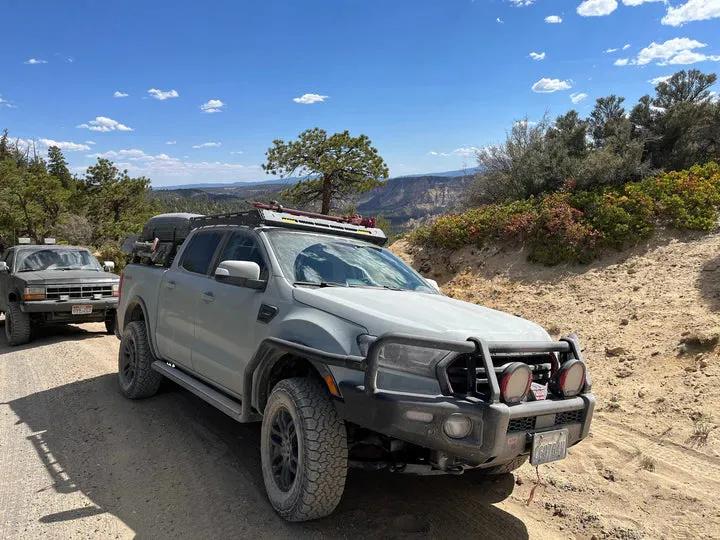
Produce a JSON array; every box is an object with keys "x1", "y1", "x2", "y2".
[
  {"x1": 261, "y1": 377, "x2": 348, "y2": 522},
  {"x1": 118, "y1": 321, "x2": 162, "y2": 399},
  {"x1": 5, "y1": 303, "x2": 31, "y2": 346}
]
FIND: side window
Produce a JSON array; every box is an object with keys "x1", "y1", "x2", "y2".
[
  {"x1": 217, "y1": 233, "x2": 268, "y2": 279},
  {"x1": 181, "y1": 232, "x2": 224, "y2": 275},
  {"x1": 3, "y1": 250, "x2": 14, "y2": 271}
]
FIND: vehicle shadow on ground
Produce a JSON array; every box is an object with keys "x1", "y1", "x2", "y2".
[
  {"x1": 0, "y1": 321, "x2": 106, "y2": 353},
  {"x1": 698, "y1": 252, "x2": 720, "y2": 313},
  {"x1": 8, "y1": 374, "x2": 529, "y2": 540}
]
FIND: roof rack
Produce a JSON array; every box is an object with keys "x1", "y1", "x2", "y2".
[{"x1": 190, "y1": 202, "x2": 387, "y2": 246}]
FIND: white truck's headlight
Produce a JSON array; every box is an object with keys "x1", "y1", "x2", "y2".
[{"x1": 358, "y1": 335, "x2": 450, "y2": 378}]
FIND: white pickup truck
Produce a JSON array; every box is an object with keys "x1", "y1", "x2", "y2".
[{"x1": 115, "y1": 205, "x2": 595, "y2": 522}]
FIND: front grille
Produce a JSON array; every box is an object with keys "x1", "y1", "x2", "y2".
[
  {"x1": 508, "y1": 417, "x2": 536, "y2": 432},
  {"x1": 446, "y1": 352, "x2": 553, "y2": 397},
  {"x1": 46, "y1": 284, "x2": 114, "y2": 300},
  {"x1": 555, "y1": 409, "x2": 584, "y2": 425}
]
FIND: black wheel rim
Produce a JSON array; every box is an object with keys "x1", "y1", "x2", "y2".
[
  {"x1": 269, "y1": 407, "x2": 298, "y2": 492},
  {"x1": 120, "y1": 336, "x2": 137, "y2": 385}
]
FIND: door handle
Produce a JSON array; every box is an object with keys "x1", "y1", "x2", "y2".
[
  {"x1": 201, "y1": 291, "x2": 215, "y2": 303},
  {"x1": 165, "y1": 280, "x2": 176, "y2": 290}
]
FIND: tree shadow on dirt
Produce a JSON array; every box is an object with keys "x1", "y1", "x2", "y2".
[
  {"x1": 698, "y1": 252, "x2": 720, "y2": 313},
  {"x1": 8, "y1": 374, "x2": 529, "y2": 540},
  {"x1": 403, "y1": 229, "x2": 709, "y2": 286}
]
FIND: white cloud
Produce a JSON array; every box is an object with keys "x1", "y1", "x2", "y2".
[
  {"x1": 570, "y1": 92, "x2": 589, "y2": 104},
  {"x1": 113, "y1": 91, "x2": 129, "y2": 98},
  {"x1": 545, "y1": 15, "x2": 563, "y2": 23},
  {"x1": 85, "y1": 140, "x2": 96, "y2": 145},
  {"x1": 293, "y1": 93, "x2": 329, "y2": 104},
  {"x1": 148, "y1": 88, "x2": 179, "y2": 100},
  {"x1": 24, "y1": 58, "x2": 47, "y2": 65},
  {"x1": 192, "y1": 142, "x2": 222, "y2": 149},
  {"x1": 38, "y1": 139, "x2": 91, "y2": 152},
  {"x1": 0, "y1": 95, "x2": 13, "y2": 108},
  {"x1": 614, "y1": 58, "x2": 630, "y2": 65},
  {"x1": 200, "y1": 99, "x2": 225, "y2": 113},
  {"x1": 623, "y1": 43, "x2": 631, "y2": 49},
  {"x1": 605, "y1": 47, "x2": 619, "y2": 53},
  {"x1": 649, "y1": 75, "x2": 672, "y2": 84},
  {"x1": 166, "y1": 141, "x2": 177, "y2": 145},
  {"x1": 230, "y1": 151, "x2": 244, "y2": 155},
  {"x1": 77, "y1": 116, "x2": 133, "y2": 132},
  {"x1": 531, "y1": 78, "x2": 572, "y2": 93},
  {"x1": 622, "y1": 0, "x2": 663, "y2": 5},
  {"x1": 577, "y1": 0, "x2": 618, "y2": 17},
  {"x1": 662, "y1": 0, "x2": 720, "y2": 26},
  {"x1": 530, "y1": 51, "x2": 546, "y2": 60},
  {"x1": 507, "y1": 0, "x2": 534, "y2": 5},
  {"x1": 496, "y1": 17, "x2": 504, "y2": 23},
  {"x1": 66, "y1": 57, "x2": 74, "y2": 63},
  {"x1": 428, "y1": 148, "x2": 479, "y2": 157},
  {"x1": 633, "y1": 37, "x2": 720, "y2": 66}
]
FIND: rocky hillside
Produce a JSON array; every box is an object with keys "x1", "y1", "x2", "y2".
[{"x1": 392, "y1": 230, "x2": 720, "y2": 540}]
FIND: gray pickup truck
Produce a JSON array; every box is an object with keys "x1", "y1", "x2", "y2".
[
  {"x1": 115, "y1": 205, "x2": 595, "y2": 522},
  {"x1": 0, "y1": 242, "x2": 120, "y2": 345}
]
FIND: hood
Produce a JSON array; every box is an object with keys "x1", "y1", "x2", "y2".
[
  {"x1": 293, "y1": 287, "x2": 551, "y2": 342},
  {"x1": 16, "y1": 270, "x2": 119, "y2": 285}
]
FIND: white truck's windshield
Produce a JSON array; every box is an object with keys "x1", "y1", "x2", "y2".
[
  {"x1": 265, "y1": 229, "x2": 434, "y2": 292},
  {"x1": 15, "y1": 248, "x2": 103, "y2": 272}
]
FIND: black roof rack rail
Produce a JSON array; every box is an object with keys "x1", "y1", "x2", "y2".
[{"x1": 190, "y1": 205, "x2": 387, "y2": 246}]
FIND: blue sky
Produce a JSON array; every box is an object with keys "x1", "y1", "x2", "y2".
[{"x1": 1, "y1": 0, "x2": 719, "y2": 187}]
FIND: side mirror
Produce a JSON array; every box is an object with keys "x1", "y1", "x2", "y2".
[
  {"x1": 0, "y1": 261, "x2": 7, "y2": 273},
  {"x1": 103, "y1": 261, "x2": 115, "y2": 272},
  {"x1": 426, "y1": 278, "x2": 441, "y2": 292},
  {"x1": 215, "y1": 261, "x2": 265, "y2": 290}
]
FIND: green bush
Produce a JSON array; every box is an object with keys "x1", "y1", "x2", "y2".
[
  {"x1": 97, "y1": 242, "x2": 128, "y2": 273},
  {"x1": 408, "y1": 162, "x2": 720, "y2": 266}
]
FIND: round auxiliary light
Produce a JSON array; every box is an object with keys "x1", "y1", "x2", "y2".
[
  {"x1": 500, "y1": 362, "x2": 533, "y2": 404},
  {"x1": 443, "y1": 414, "x2": 473, "y2": 439},
  {"x1": 552, "y1": 359, "x2": 587, "y2": 398}
]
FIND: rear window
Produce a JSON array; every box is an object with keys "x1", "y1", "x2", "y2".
[{"x1": 181, "y1": 232, "x2": 224, "y2": 275}]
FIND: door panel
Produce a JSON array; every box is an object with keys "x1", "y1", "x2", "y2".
[
  {"x1": 192, "y1": 232, "x2": 269, "y2": 394},
  {"x1": 155, "y1": 231, "x2": 224, "y2": 369}
]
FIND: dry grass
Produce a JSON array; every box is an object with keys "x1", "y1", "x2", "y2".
[
  {"x1": 688, "y1": 420, "x2": 712, "y2": 447},
  {"x1": 640, "y1": 455, "x2": 656, "y2": 472}
]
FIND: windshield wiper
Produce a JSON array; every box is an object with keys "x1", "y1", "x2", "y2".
[
  {"x1": 347, "y1": 283, "x2": 405, "y2": 291},
  {"x1": 293, "y1": 281, "x2": 346, "y2": 288}
]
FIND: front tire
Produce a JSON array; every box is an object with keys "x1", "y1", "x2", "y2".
[
  {"x1": 261, "y1": 377, "x2": 348, "y2": 522},
  {"x1": 105, "y1": 313, "x2": 117, "y2": 335},
  {"x1": 118, "y1": 321, "x2": 162, "y2": 399},
  {"x1": 5, "y1": 303, "x2": 31, "y2": 346}
]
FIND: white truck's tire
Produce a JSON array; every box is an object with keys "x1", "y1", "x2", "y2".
[
  {"x1": 118, "y1": 321, "x2": 162, "y2": 399},
  {"x1": 261, "y1": 377, "x2": 348, "y2": 522}
]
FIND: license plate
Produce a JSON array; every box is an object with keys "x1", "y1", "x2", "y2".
[
  {"x1": 71, "y1": 305, "x2": 93, "y2": 315},
  {"x1": 531, "y1": 429, "x2": 568, "y2": 465}
]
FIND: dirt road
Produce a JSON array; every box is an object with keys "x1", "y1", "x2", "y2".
[{"x1": 0, "y1": 323, "x2": 565, "y2": 540}]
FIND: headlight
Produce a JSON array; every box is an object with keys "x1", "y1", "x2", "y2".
[
  {"x1": 499, "y1": 362, "x2": 532, "y2": 404},
  {"x1": 112, "y1": 283, "x2": 120, "y2": 297},
  {"x1": 378, "y1": 342, "x2": 449, "y2": 378},
  {"x1": 24, "y1": 286, "x2": 46, "y2": 301},
  {"x1": 443, "y1": 414, "x2": 473, "y2": 439}
]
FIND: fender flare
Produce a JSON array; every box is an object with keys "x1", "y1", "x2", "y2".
[
  {"x1": 244, "y1": 337, "x2": 364, "y2": 420},
  {"x1": 121, "y1": 296, "x2": 160, "y2": 359}
]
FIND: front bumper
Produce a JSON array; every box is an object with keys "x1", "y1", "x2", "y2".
[
  {"x1": 338, "y1": 384, "x2": 595, "y2": 465},
  {"x1": 21, "y1": 298, "x2": 117, "y2": 321}
]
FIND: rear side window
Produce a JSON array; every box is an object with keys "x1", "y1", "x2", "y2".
[{"x1": 181, "y1": 232, "x2": 224, "y2": 275}]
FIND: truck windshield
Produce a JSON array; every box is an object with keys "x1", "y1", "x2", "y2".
[
  {"x1": 15, "y1": 248, "x2": 103, "y2": 272},
  {"x1": 265, "y1": 229, "x2": 435, "y2": 292}
]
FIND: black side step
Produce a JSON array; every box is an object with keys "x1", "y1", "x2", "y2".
[{"x1": 152, "y1": 361, "x2": 259, "y2": 422}]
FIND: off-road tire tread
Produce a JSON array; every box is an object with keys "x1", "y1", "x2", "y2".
[
  {"x1": 262, "y1": 377, "x2": 347, "y2": 522},
  {"x1": 119, "y1": 321, "x2": 162, "y2": 399},
  {"x1": 5, "y1": 303, "x2": 31, "y2": 346}
]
